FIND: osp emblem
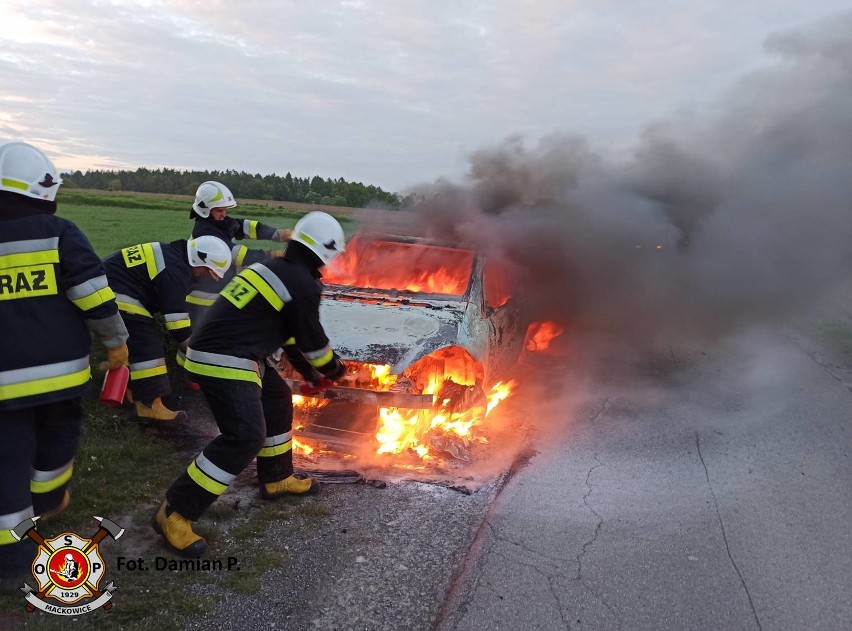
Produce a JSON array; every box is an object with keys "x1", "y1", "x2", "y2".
[{"x1": 11, "y1": 515, "x2": 123, "y2": 615}]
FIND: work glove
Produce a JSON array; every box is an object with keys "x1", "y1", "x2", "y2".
[
  {"x1": 273, "y1": 228, "x2": 292, "y2": 242},
  {"x1": 98, "y1": 344, "x2": 128, "y2": 371},
  {"x1": 299, "y1": 378, "x2": 333, "y2": 397},
  {"x1": 324, "y1": 358, "x2": 348, "y2": 382},
  {"x1": 296, "y1": 369, "x2": 328, "y2": 396}
]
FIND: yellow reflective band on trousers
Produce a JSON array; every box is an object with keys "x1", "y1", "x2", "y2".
[
  {"x1": 187, "y1": 461, "x2": 228, "y2": 496},
  {"x1": 183, "y1": 359, "x2": 261, "y2": 386},
  {"x1": 258, "y1": 439, "x2": 293, "y2": 458},
  {"x1": 0, "y1": 357, "x2": 90, "y2": 402},
  {"x1": 30, "y1": 463, "x2": 74, "y2": 494},
  {"x1": 130, "y1": 365, "x2": 168, "y2": 381},
  {"x1": 0, "y1": 507, "x2": 34, "y2": 544}
]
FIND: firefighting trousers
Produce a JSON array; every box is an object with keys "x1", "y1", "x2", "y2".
[
  {"x1": 165, "y1": 368, "x2": 295, "y2": 521},
  {"x1": 121, "y1": 312, "x2": 170, "y2": 404},
  {"x1": 0, "y1": 399, "x2": 82, "y2": 575}
]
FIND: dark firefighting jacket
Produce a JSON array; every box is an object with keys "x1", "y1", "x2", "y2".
[
  {"x1": 103, "y1": 240, "x2": 194, "y2": 345},
  {"x1": 191, "y1": 215, "x2": 279, "y2": 268},
  {"x1": 184, "y1": 255, "x2": 345, "y2": 386},
  {"x1": 0, "y1": 192, "x2": 128, "y2": 411},
  {"x1": 187, "y1": 216, "x2": 280, "y2": 316}
]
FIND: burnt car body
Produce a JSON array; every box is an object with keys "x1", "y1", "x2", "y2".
[{"x1": 280, "y1": 232, "x2": 528, "y2": 446}]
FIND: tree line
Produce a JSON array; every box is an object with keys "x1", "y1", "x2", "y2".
[{"x1": 60, "y1": 167, "x2": 408, "y2": 209}]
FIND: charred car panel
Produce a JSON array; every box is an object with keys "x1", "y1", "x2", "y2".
[{"x1": 282, "y1": 233, "x2": 527, "y2": 442}]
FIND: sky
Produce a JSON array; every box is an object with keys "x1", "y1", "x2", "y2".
[{"x1": 0, "y1": 1, "x2": 849, "y2": 193}]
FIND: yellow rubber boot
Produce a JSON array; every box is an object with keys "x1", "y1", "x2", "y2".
[
  {"x1": 260, "y1": 474, "x2": 320, "y2": 499},
  {"x1": 135, "y1": 397, "x2": 187, "y2": 421},
  {"x1": 38, "y1": 490, "x2": 71, "y2": 522},
  {"x1": 152, "y1": 501, "x2": 206, "y2": 557}
]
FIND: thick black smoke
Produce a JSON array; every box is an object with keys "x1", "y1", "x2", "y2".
[{"x1": 408, "y1": 12, "x2": 852, "y2": 349}]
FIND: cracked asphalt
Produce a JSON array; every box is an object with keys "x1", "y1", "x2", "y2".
[{"x1": 437, "y1": 328, "x2": 852, "y2": 631}]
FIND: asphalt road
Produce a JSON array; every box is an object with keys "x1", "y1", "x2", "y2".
[
  {"x1": 438, "y1": 329, "x2": 852, "y2": 631},
  {"x1": 175, "y1": 326, "x2": 851, "y2": 631}
]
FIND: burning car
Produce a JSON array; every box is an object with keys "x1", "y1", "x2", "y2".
[{"x1": 278, "y1": 232, "x2": 529, "y2": 461}]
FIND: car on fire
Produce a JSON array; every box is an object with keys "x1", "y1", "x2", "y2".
[{"x1": 277, "y1": 231, "x2": 530, "y2": 453}]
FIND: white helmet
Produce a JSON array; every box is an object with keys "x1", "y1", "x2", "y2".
[
  {"x1": 192, "y1": 181, "x2": 236, "y2": 218},
  {"x1": 0, "y1": 141, "x2": 62, "y2": 201},
  {"x1": 187, "y1": 236, "x2": 233, "y2": 278},
  {"x1": 291, "y1": 211, "x2": 346, "y2": 265}
]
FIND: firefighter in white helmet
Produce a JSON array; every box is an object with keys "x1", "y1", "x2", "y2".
[
  {"x1": 154, "y1": 212, "x2": 349, "y2": 557},
  {"x1": 187, "y1": 181, "x2": 290, "y2": 324},
  {"x1": 0, "y1": 141, "x2": 129, "y2": 591},
  {"x1": 103, "y1": 236, "x2": 232, "y2": 421}
]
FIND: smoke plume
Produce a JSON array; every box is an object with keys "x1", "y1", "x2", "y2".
[{"x1": 407, "y1": 12, "x2": 852, "y2": 351}]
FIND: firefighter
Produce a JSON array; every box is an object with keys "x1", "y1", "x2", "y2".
[
  {"x1": 186, "y1": 181, "x2": 290, "y2": 328},
  {"x1": 154, "y1": 211, "x2": 349, "y2": 557},
  {"x1": 0, "y1": 142, "x2": 129, "y2": 590},
  {"x1": 103, "y1": 236, "x2": 232, "y2": 421}
]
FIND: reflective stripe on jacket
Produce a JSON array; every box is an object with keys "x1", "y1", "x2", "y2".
[{"x1": 0, "y1": 204, "x2": 126, "y2": 410}]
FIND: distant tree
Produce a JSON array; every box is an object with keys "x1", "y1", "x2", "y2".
[{"x1": 59, "y1": 166, "x2": 403, "y2": 208}]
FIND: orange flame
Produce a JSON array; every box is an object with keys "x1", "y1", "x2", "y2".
[
  {"x1": 374, "y1": 379, "x2": 515, "y2": 458},
  {"x1": 525, "y1": 321, "x2": 564, "y2": 352},
  {"x1": 292, "y1": 358, "x2": 516, "y2": 462},
  {"x1": 323, "y1": 236, "x2": 475, "y2": 295}
]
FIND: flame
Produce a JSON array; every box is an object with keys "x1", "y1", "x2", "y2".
[
  {"x1": 525, "y1": 321, "x2": 564, "y2": 352},
  {"x1": 374, "y1": 379, "x2": 515, "y2": 458},
  {"x1": 292, "y1": 356, "x2": 516, "y2": 462},
  {"x1": 291, "y1": 235, "x2": 521, "y2": 462},
  {"x1": 323, "y1": 236, "x2": 475, "y2": 295},
  {"x1": 292, "y1": 394, "x2": 329, "y2": 409},
  {"x1": 293, "y1": 437, "x2": 314, "y2": 456}
]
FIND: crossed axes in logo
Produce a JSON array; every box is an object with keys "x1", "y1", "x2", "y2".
[{"x1": 11, "y1": 515, "x2": 124, "y2": 611}]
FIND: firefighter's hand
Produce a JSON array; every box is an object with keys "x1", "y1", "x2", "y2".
[
  {"x1": 268, "y1": 249, "x2": 286, "y2": 259},
  {"x1": 299, "y1": 378, "x2": 332, "y2": 397},
  {"x1": 273, "y1": 228, "x2": 292, "y2": 242},
  {"x1": 325, "y1": 358, "x2": 348, "y2": 383},
  {"x1": 98, "y1": 344, "x2": 128, "y2": 371},
  {"x1": 299, "y1": 369, "x2": 324, "y2": 386}
]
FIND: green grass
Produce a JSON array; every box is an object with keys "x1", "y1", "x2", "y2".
[
  {"x1": 0, "y1": 191, "x2": 348, "y2": 627},
  {"x1": 58, "y1": 203, "x2": 355, "y2": 257}
]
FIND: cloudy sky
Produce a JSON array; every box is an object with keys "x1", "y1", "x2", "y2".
[{"x1": 0, "y1": 1, "x2": 848, "y2": 192}]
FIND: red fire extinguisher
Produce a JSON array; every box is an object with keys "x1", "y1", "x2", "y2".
[{"x1": 99, "y1": 365, "x2": 129, "y2": 407}]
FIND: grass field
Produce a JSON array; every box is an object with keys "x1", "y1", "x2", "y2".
[
  {"x1": 56, "y1": 190, "x2": 356, "y2": 257},
  {"x1": 0, "y1": 190, "x2": 356, "y2": 629}
]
